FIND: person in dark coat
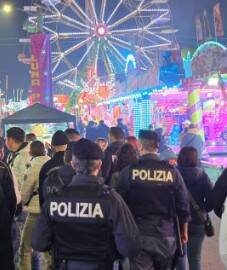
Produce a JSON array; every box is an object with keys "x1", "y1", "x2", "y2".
[
  {"x1": 42, "y1": 142, "x2": 76, "y2": 203},
  {"x1": 86, "y1": 121, "x2": 98, "y2": 142},
  {"x1": 154, "y1": 128, "x2": 176, "y2": 163},
  {"x1": 0, "y1": 159, "x2": 17, "y2": 270},
  {"x1": 180, "y1": 124, "x2": 204, "y2": 160},
  {"x1": 177, "y1": 147, "x2": 213, "y2": 270},
  {"x1": 126, "y1": 136, "x2": 139, "y2": 156},
  {"x1": 102, "y1": 127, "x2": 125, "y2": 184},
  {"x1": 96, "y1": 138, "x2": 108, "y2": 153},
  {"x1": 117, "y1": 130, "x2": 190, "y2": 270},
  {"x1": 117, "y1": 118, "x2": 129, "y2": 137},
  {"x1": 96, "y1": 120, "x2": 109, "y2": 140},
  {"x1": 65, "y1": 128, "x2": 81, "y2": 142},
  {"x1": 211, "y1": 168, "x2": 227, "y2": 218},
  {"x1": 58, "y1": 142, "x2": 75, "y2": 184},
  {"x1": 110, "y1": 143, "x2": 138, "y2": 189},
  {"x1": 0, "y1": 137, "x2": 10, "y2": 162},
  {"x1": 77, "y1": 118, "x2": 86, "y2": 137},
  {"x1": 39, "y1": 130, "x2": 69, "y2": 207}
]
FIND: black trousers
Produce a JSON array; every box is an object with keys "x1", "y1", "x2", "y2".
[
  {"x1": 0, "y1": 235, "x2": 15, "y2": 270},
  {"x1": 131, "y1": 249, "x2": 174, "y2": 270},
  {"x1": 58, "y1": 260, "x2": 115, "y2": 270},
  {"x1": 0, "y1": 220, "x2": 14, "y2": 269}
]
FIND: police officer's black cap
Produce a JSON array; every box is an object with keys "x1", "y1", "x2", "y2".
[
  {"x1": 72, "y1": 138, "x2": 103, "y2": 160},
  {"x1": 138, "y1": 130, "x2": 160, "y2": 142}
]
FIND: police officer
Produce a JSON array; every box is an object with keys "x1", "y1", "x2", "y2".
[
  {"x1": 102, "y1": 127, "x2": 125, "y2": 183},
  {"x1": 32, "y1": 138, "x2": 140, "y2": 270},
  {"x1": 42, "y1": 142, "x2": 75, "y2": 203},
  {"x1": 117, "y1": 130, "x2": 190, "y2": 270},
  {"x1": 39, "y1": 130, "x2": 69, "y2": 207}
]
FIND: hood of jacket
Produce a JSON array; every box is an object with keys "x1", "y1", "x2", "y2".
[
  {"x1": 159, "y1": 145, "x2": 176, "y2": 161},
  {"x1": 9, "y1": 142, "x2": 30, "y2": 163},
  {"x1": 58, "y1": 164, "x2": 75, "y2": 179},
  {"x1": 7, "y1": 142, "x2": 31, "y2": 187},
  {"x1": 29, "y1": 156, "x2": 50, "y2": 169},
  {"x1": 16, "y1": 142, "x2": 29, "y2": 154}
]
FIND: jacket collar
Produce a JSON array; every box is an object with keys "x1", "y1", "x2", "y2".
[
  {"x1": 109, "y1": 141, "x2": 124, "y2": 150},
  {"x1": 30, "y1": 155, "x2": 50, "y2": 165},
  {"x1": 52, "y1": 151, "x2": 65, "y2": 159},
  {"x1": 13, "y1": 142, "x2": 28, "y2": 154},
  {"x1": 70, "y1": 174, "x2": 104, "y2": 186},
  {"x1": 8, "y1": 142, "x2": 29, "y2": 166},
  {"x1": 140, "y1": 153, "x2": 160, "y2": 161}
]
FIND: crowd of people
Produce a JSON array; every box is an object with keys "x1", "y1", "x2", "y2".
[
  {"x1": 80, "y1": 118, "x2": 129, "y2": 142},
  {"x1": 0, "y1": 121, "x2": 227, "y2": 270}
]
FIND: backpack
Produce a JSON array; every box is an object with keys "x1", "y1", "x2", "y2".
[{"x1": 42, "y1": 167, "x2": 66, "y2": 202}]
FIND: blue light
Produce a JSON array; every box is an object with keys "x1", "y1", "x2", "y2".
[
  {"x1": 191, "y1": 41, "x2": 226, "y2": 61},
  {"x1": 134, "y1": 99, "x2": 151, "y2": 137},
  {"x1": 183, "y1": 51, "x2": 192, "y2": 78},
  {"x1": 125, "y1": 54, "x2": 137, "y2": 74},
  {"x1": 142, "y1": 91, "x2": 148, "y2": 95},
  {"x1": 97, "y1": 85, "x2": 179, "y2": 106}
]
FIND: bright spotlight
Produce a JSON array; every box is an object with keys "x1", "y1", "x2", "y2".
[
  {"x1": 2, "y1": 3, "x2": 13, "y2": 14},
  {"x1": 208, "y1": 77, "x2": 219, "y2": 86}
]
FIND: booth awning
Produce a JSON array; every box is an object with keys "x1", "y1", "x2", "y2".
[{"x1": 2, "y1": 103, "x2": 75, "y2": 125}]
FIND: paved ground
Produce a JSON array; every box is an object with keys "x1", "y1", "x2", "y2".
[
  {"x1": 202, "y1": 212, "x2": 225, "y2": 270},
  {"x1": 202, "y1": 165, "x2": 225, "y2": 270}
]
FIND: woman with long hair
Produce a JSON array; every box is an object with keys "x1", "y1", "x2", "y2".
[
  {"x1": 126, "y1": 136, "x2": 139, "y2": 155},
  {"x1": 110, "y1": 143, "x2": 138, "y2": 189},
  {"x1": 177, "y1": 147, "x2": 213, "y2": 270}
]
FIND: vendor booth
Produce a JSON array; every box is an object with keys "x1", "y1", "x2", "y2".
[{"x1": 2, "y1": 103, "x2": 75, "y2": 141}]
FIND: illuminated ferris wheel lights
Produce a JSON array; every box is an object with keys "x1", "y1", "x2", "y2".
[
  {"x1": 159, "y1": 29, "x2": 178, "y2": 34},
  {"x1": 111, "y1": 28, "x2": 144, "y2": 35},
  {"x1": 76, "y1": 41, "x2": 95, "y2": 68},
  {"x1": 41, "y1": 0, "x2": 61, "y2": 5},
  {"x1": 109, "y1": 8, "x2": 140, "y2": 30},
  {"x1": 142, "y1": 8, "x2": 169, "y2": 12},
  {"x1": 94, "y1": 24, "x2": 109, "y2": 38},
  {"x1": 151, "y1": 0, "x2": 169, "y2": 3},
  {"x1": 97, "y1": 26, "x2": 106, "y2": 36},
  {"x1": 38, "y1": 0, "x2": 177, "y2": 89},
  {"x1": 53, "y1": 67, "x2": 77, "y2": 81}
]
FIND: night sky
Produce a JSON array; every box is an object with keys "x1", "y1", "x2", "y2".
[{"x1": 0, "y1": 0, "x2": 225, "y2": 97}]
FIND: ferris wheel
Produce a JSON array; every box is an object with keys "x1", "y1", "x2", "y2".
[{"x1": 29, "y1": 0, "x2": 177, "y2": 90}]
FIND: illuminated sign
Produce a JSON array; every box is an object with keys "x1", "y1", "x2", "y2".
[{"x1": 30, "y1": 55, "x2": 40, "y2": 87}]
